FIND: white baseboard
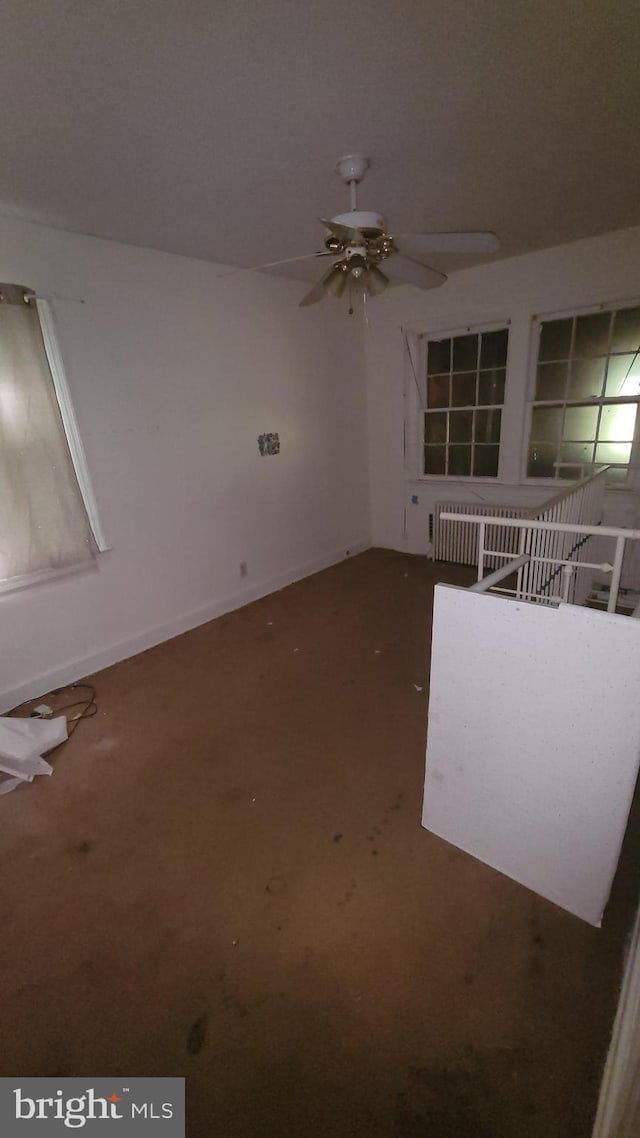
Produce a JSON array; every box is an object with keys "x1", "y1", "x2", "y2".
[{"x1": 0, "y1": 538, "x2": 371, "y2": 712}]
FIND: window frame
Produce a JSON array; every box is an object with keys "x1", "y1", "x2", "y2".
[
  {"x1": 415, "y1": 319, "x2": 511, "y2": 483},
  {"x1": 523, "y1": 298, "x2": 640, "y2": 491}
]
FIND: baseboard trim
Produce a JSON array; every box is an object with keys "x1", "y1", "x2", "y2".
[{"x1": 1, "y1": 538, "x2": 371, "y2": 712}]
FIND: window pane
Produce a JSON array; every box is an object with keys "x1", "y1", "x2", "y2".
[
  {"x1": 478, "y1": 369, "x2": 505, "y2": 405},
  {"x1": 427, "y1": 339, "x2": 451, "y2": 375},
  {"x1": 424, "y1": 445, "x2": 446, "y2": 475},
  {"x1": 424, "y1": 411, "x2": 447, "y2": 444},
  {"x1": 539, "y1": 318, "x2": 572, "y2": 362},
  {"x1": 610, "y1": 306, "x2": 640, "y2": 353},
  {"x1": 449, "y1": 410, "x2": 473, "y2": 442},
  {"x1": 604, "y1": 354, "x2": 640, "y2": 398},
  {"x1": 563, "y1": 404, "x2": 599, "y2": 440},
  {"x1": 606, "y1": 466, "x2": 629, "y2": 484},
  {"x1": 559, "y1": 442, "x2": 595, "y2": 467},
  {"x1": 451, "y1": 373, "x2": 476, "y2": 406},
  {"x1": 452, "y1": 334, "x2": 478, "y2": 372},
  {"x1": 574, "y1": 312, "x2": 611, "y2": 357},
  {"x1": 531, "y1": 304, "x2": 640, "y2": 485},
  {"x1": 427, "y1": 374, "x2": 449, "y2": 408},
  {"x1": 568, "y1": 358, "x2": 606, "y2": 400},
  {"x1": 475, "y1": 408, "x2": 501, "y2": 444},
  {"x1": 448, "y1": 445, "x2": 472, "y2": 476},
  {"x1": 599, "y1": 402, "x2": 637, "y2": 442},
  {"x1": 535, "y1": 362, "x2": 567, "y2": 401},
  {"x1": 528, "y1": 442, "x2": 557, "y2": 477},
  {"x1": 531, "y1": 405, "x2": 562, "y2": 443},
  {"x1": 473, "y1": 445, "x2": 499, "y2": 477},
  {"x1": 424, "y1": 323, "x2": 507, "y2": 480},
  {"x1": 595, "y1": 442, "x2": 632, "y2": 464},
  {"x1": 480, "y1": 329, "x2": 508, "y2": 370}
]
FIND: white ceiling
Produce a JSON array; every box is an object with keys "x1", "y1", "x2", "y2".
[{"x1": 1, "y1": 1, "x2": 639, "y2": 284}]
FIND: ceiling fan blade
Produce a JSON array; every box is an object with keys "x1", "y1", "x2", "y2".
[
  {"x1": 319, "y1": 217, "x2": 363, "y2": 242},
  {"x1": 219, "y1": 250, "x2": 333, "y2": 278},
  {"x1": 299, "y1": 261, "x2": 351, "y2": 307},
  {"x1": 385, "y1": 254, "x2": 447, "y2": 292},
  {"x1": 299, "y1": 275, "x2": 330, "y2": 308},
  {"x1": 365, "y1": 264, "x2": 389, "y2": 297},
  {"x1": 395, "y1": 231, "x2": 500, "y2": 256}
]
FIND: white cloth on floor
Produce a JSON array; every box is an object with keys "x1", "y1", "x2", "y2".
[{"x1": 0, "y1": 716, "x2": 67, "y2": 793}]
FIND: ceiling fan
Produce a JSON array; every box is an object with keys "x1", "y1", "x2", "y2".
[{"x1": 239, "y1": 155, "x2": 500, "y2": 311}]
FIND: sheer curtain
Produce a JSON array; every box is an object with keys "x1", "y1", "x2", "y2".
[{"x1": 0, "y1": 285, "x2": 96, "y2": 585}]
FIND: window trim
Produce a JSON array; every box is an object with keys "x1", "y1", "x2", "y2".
[
  {"x1": 522, "y1": 298, "x2": 640, "y2": 490},
  {"x1": 36, "y1": 299, "x2": 110, "y2": 552},
  {"x1": 0, "y1": 558, "x2": 98, "y2": 599}
]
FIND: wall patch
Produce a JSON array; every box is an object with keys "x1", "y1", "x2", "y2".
[{"x1": 258, "y1": 433, "x2": 280, "y2": 456}]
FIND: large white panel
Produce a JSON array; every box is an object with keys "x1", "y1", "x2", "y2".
[{"x1": 422, "y1": 585, "x2": 640, "y2": 925}]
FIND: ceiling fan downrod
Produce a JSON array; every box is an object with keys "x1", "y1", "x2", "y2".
[{"x1": 334, "y1": 154, "x2": 370, "y2": 212}]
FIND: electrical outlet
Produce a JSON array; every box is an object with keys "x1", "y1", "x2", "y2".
[{"x1": 240, "y1": 561, "x2": 248, "y2": 577}]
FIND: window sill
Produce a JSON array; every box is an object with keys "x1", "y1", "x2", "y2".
[
  {"x1": 0, "y1": 555, "x2": 105, "y2": 599},
  {"x1": 409, "y1": 475, "x2": 514, "y2": 486}
]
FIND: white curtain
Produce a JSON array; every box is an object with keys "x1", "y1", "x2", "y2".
[{"x1": 0, "y1": 293, "x2": 95, "y2": 584}]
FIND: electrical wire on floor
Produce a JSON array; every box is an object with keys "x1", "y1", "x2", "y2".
[{"x1": 7, "y1": 683, "x2": 98, "y2": 741}]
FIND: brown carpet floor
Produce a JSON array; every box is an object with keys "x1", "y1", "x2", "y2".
[{"x1": 1, "y1": 549, "x2": 638, "y2": 1137}]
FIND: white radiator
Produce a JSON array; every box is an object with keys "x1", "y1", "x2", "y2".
[{"x1": 433, "y1": 501, "x2": 531, "y2": 567}]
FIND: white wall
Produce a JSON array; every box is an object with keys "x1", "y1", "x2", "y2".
[
  {"x1": 0, "y1": 216, "x2": 370, "y2": 709},
  {"x1": 365, "y1": 226, "x2": 640, "y2": 576},
  {"x1": 423, "y1": 584, "x2": 640, "y2": 926}
]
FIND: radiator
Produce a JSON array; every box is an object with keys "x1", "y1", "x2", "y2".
[{"x1": 433, "y1": 501, "x2": 531, "y2": 567}]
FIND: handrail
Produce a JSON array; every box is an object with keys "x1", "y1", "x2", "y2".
[
  {"x1": 523, "y1": 465, "x2": 610, "y2": 520},
  {"x1": 525, "y1": 464, "x2": 609, "y2": 602},
  {"x1": 440, "y1": 510, "x2": 640, "y2": 612},
  {"x1": 469, "y1": 554, "x2": 530, "y2": 593},
  {"x1": 440, "y1": 514, "x2": 640, "y2": 540}
]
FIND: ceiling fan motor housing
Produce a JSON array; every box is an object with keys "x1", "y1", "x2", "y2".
[{"x1": 331, "y1": 210, "x2": 386, "y2": 235}]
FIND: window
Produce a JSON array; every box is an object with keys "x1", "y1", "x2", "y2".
[
  {"x1": 0, "y1": 283, "x2": 105, "y2": 590},
  {"x1": 422, "y1": 325, "x2": 508, "y2": 478},
  {"x1": 527, "y1": 303, "x2": 640, "y2": 483}
]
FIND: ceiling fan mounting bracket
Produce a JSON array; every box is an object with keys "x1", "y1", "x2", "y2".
[{"x1": 334, "y1": 154, "x2": 370, "y2": 185}]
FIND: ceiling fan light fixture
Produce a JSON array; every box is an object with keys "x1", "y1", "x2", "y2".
[
  {"x1": 325, "y1": 262, "x2": 349, "y2": 299},
  {"x1": 367, "y1": 264, "x2": 389, "y2": 296}
]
